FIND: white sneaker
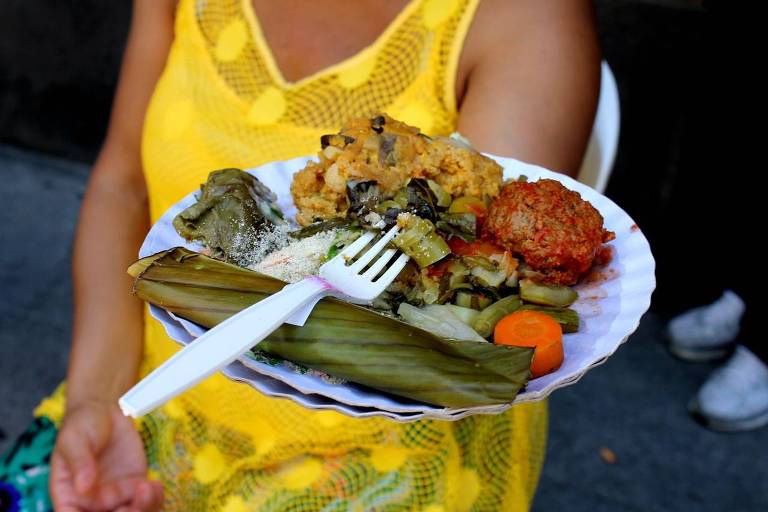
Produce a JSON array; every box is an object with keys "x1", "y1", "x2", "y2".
[
  {"x1": 688, "y1": 346, "x2": 768, "y2": 432},
  {"x1": 667, "y1": 290, "x2": 745, "y2": 361}
]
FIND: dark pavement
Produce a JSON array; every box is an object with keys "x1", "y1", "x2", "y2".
[{"x1": 1, "y1": 145, "x2": 766, "y2": 511}]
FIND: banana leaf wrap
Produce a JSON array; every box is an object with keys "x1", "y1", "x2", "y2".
[{"x1": 128, "y1": 247, "x2": 533, "y2": 408}]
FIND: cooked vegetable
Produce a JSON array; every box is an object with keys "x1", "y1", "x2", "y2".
[
  {"x1": 436, "y1": 213, "x2": 477, "y2": 241},
  {"x1": 129, "y1": 248, "x2": 533, "y2": 407},
  {"x1": 447, "y1": 238, "x2": 506, "y2": 259},
  {"x1": 326, "y1": 228, "x2": 363, "y2": 259},
  {"x1": 435, "y1": 304, "x2": 481, "y2": 325},
  {"x1": 519, "y1": 305, "x2": 580, "y2": 334},
  {"x1": 493, "y1": 310, "x2": 564, "y2": 378},
  {"x1": 393, "y1": 213, "x2": 450, "y2": 268},
  {"x1": 461, "y1": 255, "x2": 496, "y2": 271},
  {"x1": 454, "y1": 291, "x2": 473, "y2": 309},
  {"x1": 446, "y1": 259, "x2": 470, "y2": 289},
  {"x1": 289, "y1": 217, "x2": 355, "y2": 239},
  {"x1": 470, "y1": 266, "x2": 507, "y2": 288},
  {"x1": 448, "y1": 195, "x2": 487, "y2": 216},
  {"x1": 173, "y1": 168, "x2": 284, "y2": 262},
  {"x1": 346, "y1": 180, "x2": 385, "y2": 227},
  {"x1": 320, "y1": 133, "x2": 355, "y2": 149},
  {"x1": 377, "y1": 133, "x2": 399, "y2": 166},
  {"x1": 454, "y1": 291, "x2": 493, "y2": 310},
  {"x1": 397, "y1": 303, "x2": 486, "y2": 343},
  {"x1": 322, "y1": 145, "x2": 343, "y2": 160},
  {"x1": 419, "y1": 273, "x2": 441, "y2": 304},
  {"x1": 427, "y1": 179, "x2": 452, "y2": 207},
  {"x1": 392, "y1": 187, "x2": 409, "y2": 208},
  {"x1": 473, "y1": 295, "x2": 522, "y2": 338},
  {"x1": 402, "y1": 179, "x2": 439, "y2": 221},
  {"x1": 376, "y1": 199, "x2": 401, "y2": 212},
  {"x1": 519, "y1": 278, "x2": 578, "y2": 307},
  {"x1": 489, "y1": 251, "x2": 519, "y2": 277}
]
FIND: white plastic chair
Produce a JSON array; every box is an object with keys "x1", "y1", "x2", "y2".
[{"x1": 576, "y1": 61, "x2": 620, "y2": 194}]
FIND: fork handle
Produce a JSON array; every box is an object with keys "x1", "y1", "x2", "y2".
[{"x1": 119, "y1": 277, "x2": 332, "y2": 418}]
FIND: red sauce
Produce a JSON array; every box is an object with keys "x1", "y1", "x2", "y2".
[
  {"x1": 582, "y1": 266, "x2": 619, "y2": 285},
  {"x1": 593, "y1": 246, "x2": 614, "y2": 267}
]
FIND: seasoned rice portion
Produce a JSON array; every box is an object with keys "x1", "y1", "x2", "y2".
[{"x1": 291, "y1": 114, "x2": 502, "y2": 225}]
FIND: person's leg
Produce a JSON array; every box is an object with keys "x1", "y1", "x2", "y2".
[
  {"x1": 678, "y1": 0, "x2": 768, "y2": 432},
  {"x1": 661, "y1": 1, "x2": 745, "y2": 360}
]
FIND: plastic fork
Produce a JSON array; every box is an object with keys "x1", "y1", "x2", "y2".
[{"x1": 119, "y1": 226, "x2": 409, "y2": 418}]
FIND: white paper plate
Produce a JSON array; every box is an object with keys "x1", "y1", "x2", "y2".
[{"x1": 140, "y1": 155, "x2": 655, "y2": 421}]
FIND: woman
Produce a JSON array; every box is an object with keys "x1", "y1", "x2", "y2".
[{"x1": 1, "y1": 0, "x2": 599, "y2": 510}]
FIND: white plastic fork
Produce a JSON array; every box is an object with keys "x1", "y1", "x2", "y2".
[{"x1": 119, "y1": 226, "x2": 409, "y2": 418}]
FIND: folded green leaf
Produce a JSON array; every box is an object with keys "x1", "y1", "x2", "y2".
[
  {"x1": 130, "y1": 248, "x2": 533, "y2": 408},
  {"x1": 172, "y1": 169, "x2": 284, "y2": 262}
]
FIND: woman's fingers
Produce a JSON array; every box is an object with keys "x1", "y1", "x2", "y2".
[
  {"x1": 93, "y1": 477, "x2": 144, "y2": 510},
  {"x1": 52, "y1": 459, "x2": 162, "y2": 512},
  {"x1": 132, "y1": 480, "x2": 165, "y2": 511},
  {"x1": 55, "y1": 425, "x2": 98, "y2": 494},
  {"x1": 50, "y1": 450, "x2": 101, "y2": 512},
  {"x1": 50, "y1": 451, "x2": 81, "y2": 512},
  {"x1": 57, "y1": 404, "x2": 113, "y2": 494},
  {"x1": 92, "y1": 478, "x2": 163, "y2": 511}
]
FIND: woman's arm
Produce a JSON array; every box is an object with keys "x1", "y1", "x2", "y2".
[
  {"x1": 457, "y1": 0, "x2": 601, "y2": 176},
  {"x1": 66, "y1": 0, "x2": 176, "y2": 411},
  {"x1": 51, "y1": 2, "x2": 177, "y2": 510}
]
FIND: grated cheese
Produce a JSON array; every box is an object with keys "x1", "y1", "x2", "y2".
[
  {"x1": 250, "y1": 230, "x2": 338, "y2": 283},
  {"x1": 228, "y1": 221, "x2": 292, "y2": 268}
]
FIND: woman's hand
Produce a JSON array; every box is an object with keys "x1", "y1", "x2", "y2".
[{"x1": 50, "y1": 401, "x2": 163, "y2": 512}]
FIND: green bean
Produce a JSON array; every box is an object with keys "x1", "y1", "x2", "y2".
[
  {"x1": 472, "y1": 295, "x2": 522, "y2": 338},
  {"x1": 519, "y1": 278, "x2": 578, "y2": 307}
]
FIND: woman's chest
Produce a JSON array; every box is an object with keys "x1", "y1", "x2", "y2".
[{"x1": 251, "y1": 0, "x2": 411, "y2": 83}]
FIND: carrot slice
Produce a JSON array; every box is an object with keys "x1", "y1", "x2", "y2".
[{"x1": 494, "y1": 310, "x2": 564, "y2": 378}]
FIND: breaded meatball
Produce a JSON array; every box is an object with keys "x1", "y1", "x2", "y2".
[{"x1": 482, "y1": 179, "x2": 615, "y2": 285}]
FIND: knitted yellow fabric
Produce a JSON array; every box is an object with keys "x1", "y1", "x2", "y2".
[{"x1": 42, "y1": 0, "x2": 549, "y2": 509}]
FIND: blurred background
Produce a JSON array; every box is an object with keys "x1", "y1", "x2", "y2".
[{"x1": 1, "y1": 0, "x2": 765, "y2": 510}]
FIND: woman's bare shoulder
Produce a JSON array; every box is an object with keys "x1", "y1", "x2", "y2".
[
  {"x1": 458, "y1": 0, "x2": 597, "y2": 101},
  {"x1": 456, "y1": 0, "x2": 600, "y2": 174}
]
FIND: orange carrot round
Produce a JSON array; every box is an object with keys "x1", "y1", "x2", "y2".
[{"x1": 493, "y1": 310, "x2": 564, "y2": 378}]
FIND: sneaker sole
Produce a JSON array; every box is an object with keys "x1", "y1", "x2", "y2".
[
  {"x1": 668, "y1": 343, "x2": 733, "y2": 363},
  {"x1": 688, "y1": 398, "x2": 768, "y2": 432}
]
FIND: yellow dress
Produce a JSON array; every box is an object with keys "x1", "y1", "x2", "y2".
[{"x1": 40, "y1": 0, "x2": 548, "y2": 509}]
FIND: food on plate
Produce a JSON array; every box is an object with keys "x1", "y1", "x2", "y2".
[
  {"x1": 519, "y1": 278, "x2": 578, "y2": 307},
  {"x1": 290, "y1": 114, "x2": 502, "y2": 225},
  {"x1": 483, "y1": 178, "x2": 615, "y2": 285},
  {"x1": 494, "y1": 310, "x2": 564, "y2": 378},
  {"x1": 153, "y1": 114, "x2": 619, "y2": 405},
  {"x1": 517, "y1": 304, "x2": 580, "y2": 334},
  {"x1": 173, "y1": 168, "x2": 285, "y2": 262},
  {"x1": 129, "y1": 247, "x2": 534, "y2": 408}
]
